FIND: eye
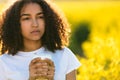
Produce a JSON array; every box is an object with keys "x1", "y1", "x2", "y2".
[
  {"x1": 37, "y1": 16, "x2": 44, "y2": 19},
  {"x1": 21, "y1": 17, "x2": 31, "y2": 20}
]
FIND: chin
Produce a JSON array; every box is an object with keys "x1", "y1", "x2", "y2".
[{"x1": 31, "y1": 37, "x2": 41, "y2": 41}]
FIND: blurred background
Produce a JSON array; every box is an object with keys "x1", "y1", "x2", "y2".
[{"x1": 0, "y1": 0, "x2": 120, "y2": 80}]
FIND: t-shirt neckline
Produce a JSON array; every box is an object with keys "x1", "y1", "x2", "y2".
[{"x1": 16, "y1": 47, "x2": 44, "y2": 56}]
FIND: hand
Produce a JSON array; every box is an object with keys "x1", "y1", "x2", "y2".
[
  {"x1": 29, "y1": 58, "x2": 55, "y2": 80},
  {"x1": 43, "y1": 58, "x2": 55, "y2": 80}
]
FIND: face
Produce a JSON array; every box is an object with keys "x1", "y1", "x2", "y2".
[{"x1": 20, "y1": 3, "x2": 45, "y2": 43}]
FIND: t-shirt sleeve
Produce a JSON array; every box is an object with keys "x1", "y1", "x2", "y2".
[
  {"x1": 0, "y1": 59, "x2": 6, "y2": 80},
  {"x1": 64, "y1": 47, "x2": 81, "y2": 74}
]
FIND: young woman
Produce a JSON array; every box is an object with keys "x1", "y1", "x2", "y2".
[{"x1": 0, "y1": 0, "x2": 81, "y2": 80}]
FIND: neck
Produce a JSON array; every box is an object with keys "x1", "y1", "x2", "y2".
[{"x1": 22, "y1": 40, "x2": 42, "y2": 52}]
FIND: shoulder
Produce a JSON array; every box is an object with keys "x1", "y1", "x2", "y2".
[
  {"x1": 0, "y1": 54, "x2": 6, "y2": 60},
  {"x1": 50, "y1": 47, "x2": 73, "y2": 57},
  {"x1": 0, "y1": 54, "x2": 7, "y2": 67},
  {"x1": 55, "y1": 46, "x2": 73, "y2": 54},
  {"x1": 53, "y1": 46, "x2": 74, "y2": 58},
  {"x1": 0, "y1": 54, "x2": 12, "y2": 63},
  {"x1": 62, "y1": 47, "x2": 74, "y2": 56},
  {"x1": 0, "y1": 54, "x2": 6, "y2": 63},
  {"x1": 63, "y1": 47, "x2": 73, "y2": 53},
  {"x1": 0, "y1": 56, "x2": 6, "y2": 79},
  {"x1": 0, "y1": 54, "x2": 10, "y2": 59},
  {"x1": 60, "y1": 47, "x2": 81, "y2": 74}
]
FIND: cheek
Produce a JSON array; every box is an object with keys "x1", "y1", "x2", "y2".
[
  {"x1": 38, "y1": 21, "x2": 45, "y2": 31},
  {"x1": 20, "y1": 22, "x2": 31, "y2": 35},
  {"x1": 21, "y1": 21, "x2": 31, "y2": 29},
  {"x1": 21, "y1": 21, "x2": 31, "y2": 27}
]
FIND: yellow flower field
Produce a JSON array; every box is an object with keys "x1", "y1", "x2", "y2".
[{"x1": 55, "y1": 1, "x2": 120, "y2": 80}]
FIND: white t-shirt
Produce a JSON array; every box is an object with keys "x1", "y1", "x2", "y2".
[{"x1": 0, "y1": 47, "x2": 81, "y2": 80}]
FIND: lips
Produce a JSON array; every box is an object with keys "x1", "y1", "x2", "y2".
[{"x1": 31, "y1": 30, "x2": 40, "y2": 34}]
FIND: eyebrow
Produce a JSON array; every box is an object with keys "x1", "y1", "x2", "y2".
[{"x1": 20, "y1": 12, "x2": 44, "y2": 17}]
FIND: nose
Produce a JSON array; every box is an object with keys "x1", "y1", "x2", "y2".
[{"x1": 32, "y1": 19, "x2": 38, "y2": 27}]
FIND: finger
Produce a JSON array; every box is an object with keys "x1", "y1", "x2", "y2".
[
  {"x1": 47, "y1": 67, "x2": 55, "y2": 75},
  {"x1": 30, "y1": 59, "x2": 46, "y2": 68},
  {"x1": 29, "y1": 66, "x2": 37, "y2": 73},
  {"x1": 29, "y1": 64, "x2": 39, "y2": 71},
  {"x1": 29, "y1": 77, "x2": 36, "y2": 80},
  {"x1": 34, "y1": 62, "x2": 48, "y2": 69},
  {"x1": 44, "y1": 58, "x2": 54, "y2": 67},
  {"x1": 32, "y1": 71, "x2": 45, "y2": 77},
  {"x1": 47, "y1": 70, "x2": 54, "y2": 75},
  {"x1": 35, "y1": 62, "x2": 43, "y2": 66},
  {"x1": 29, "y1": 71, "x2": 38, "y2": 78},
  {"x1": 48, "y1": 66, "x2": 55, "y2": 71},
  {"x1": 36, "y1": 68, "x2": 43, "y2": 74},
  {"x1": 46, "y1": 74, "x2": 54, "y2": 80},
  {"x1": 38, "y1": 68, "x2": 48, "y2": 72},
  {"x1": 41, "y1": 66, "x2": 55, "y2": 74},
  {"x1": 31, "y1": 57, "x2": 41, "y2": 64},
  {"x1": 29, "y1": 63, "x2": 48, "y2": 74},
  {"x1": 29, "y1": 58, "x2": 41, "y2": 67},
  {"x1": 36, "y1": 73, "x2": 47, "y2": 78},
  {"x1": 41, "y1": 62, "x2": 48, "y2": 66},
  {"x1": 36, "y1": 68, "x2": 49, "y2": 75},
  {"x1": 42, "y1": 65, "x2": 49, "y2": 69}
]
